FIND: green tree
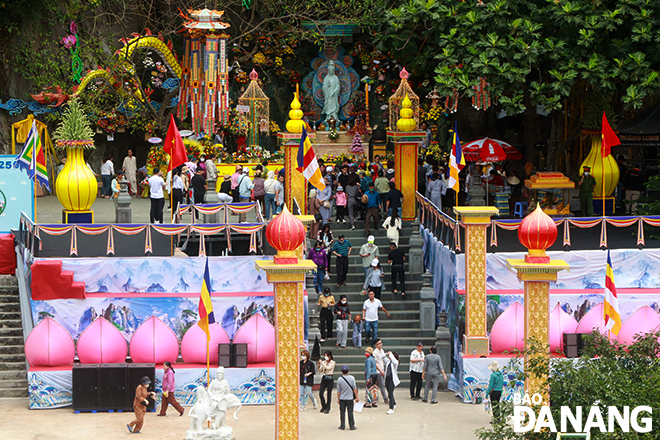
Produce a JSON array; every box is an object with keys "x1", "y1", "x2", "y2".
[{"x1": 383, "y1": 0, "x2": 660, "y2": 172}]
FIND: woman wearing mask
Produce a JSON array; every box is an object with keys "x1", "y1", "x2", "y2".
[
  {"x1": 333, "y1": 295, "x2": 351, "y2": 349},
  {"x1": 317, "y1": 287, "x2": 335, "y2": 342},
  {"x1": 363, "y1": 259, "x2": 385, "y2": 300},
  {"x1": 317, "y1": 224, "x2": 334, "y2": 279},
  {"x1": 263, "y1": 171, "x2": 278, "y2": 219},
  {"x1": 299, "y1": 350, "x2": 318, "y2": 411},
  {"x1": 308, "y1": 241, "x2": 328, "y2": 294},
  {"x1": 252, "y1": 170, "x2": 266, "y2": 217},
  {"x1": 384, "y1": 351, "x2": 400, "y2": 415},
  {"x1": 317, "y1": 176, "x2": 333, "y2": 225},
  {"x1": 317, "y1": 350, "x2": 335, "y2": 414},
  {"x1": 157, "y1": 361, "x2": 184, "y2": 417}
]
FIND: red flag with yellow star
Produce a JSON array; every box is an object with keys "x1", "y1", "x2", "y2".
[
  {"x1": 601, "y1": 111, "x2": 620, "y2": 158},
  {"x1": 163, "y1": 114, "x2": 187, "y2": 172}
]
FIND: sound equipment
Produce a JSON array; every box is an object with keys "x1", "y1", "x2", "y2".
[
  {"x1": 72, "y1": 364, "x2": 100, "y2": 411},
  {"x1": 99, "y1": 363, "x2": 128, "y2": 410},
  {"x1": 72, "y1": 363, "x2": 155, "y2": 411},
  {"x1": 218, "y1": 342, "x2": 248, "y2": 368},
  {"x1": 563, "y1": 333, "x2": 584, "y2": 358}
]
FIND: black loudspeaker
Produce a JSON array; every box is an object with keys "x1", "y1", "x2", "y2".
[
  {"x1": 127, "y1": 363, "x2": 156, "y2": 411},
  {"x1": 72, "y1": 364, "x2": 100, "y2": 411},
  {"x1": 99, "y1": 363, "x2": 128, "y2": 410},
  {"x1": 563, "y1": 333, "x2": 584, "y2": 358},
  {"x1": 233, "y1": 343, "x2": 248, "y2": 368},
  {"x1": 218, "y1": 343, "x2": 248, "y2": 368},
  {"x1": 218, "y1": 343, "x2": 232, "y2": 368}
]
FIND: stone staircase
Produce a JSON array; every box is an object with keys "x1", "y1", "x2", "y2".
[
  {"x1": 0, "y1": 275, "x2": 27, "y2": 397},
  {"x1": 307, "y1": 217, "x2": 436, "y2": 388}
]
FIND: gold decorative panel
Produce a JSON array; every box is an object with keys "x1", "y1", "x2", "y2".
[{"x1": 465, "y1": 224, "x2": 487, "y2": 337}]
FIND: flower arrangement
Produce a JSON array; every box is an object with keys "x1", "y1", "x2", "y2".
[
  {"x1": 421, "y1": 142, "x2": 449, "y2": 163},
  {"x1": 322, "y1": 153, "x2": 353, "y2": 166},
  {"x1": 236, "y1": 70, "x2": 249, "y2": 84},
  {"x1": 147, "y1": 145, "x2": 168, "y2": 167},
  {"x1": 270, "y1": 120, "x2": 281, "y2": 134},
  {"x1": 426, "y1": 106, "x2": 444, "y2": 123},
  {"x1": 328, "y1": 127, "x2": 339, "y2": 140},
  {"x1": 183, "y1": 138, "x2": 202, "y2": 160},
  {"x1": 253, "y1": 52, "x2": 266, "y2": 65},
  {"x1": 53, "y1": 97, "x2": 96, "y2": 150},
  {"x1": 350, "y1": 132, "x2": 364, "y2": 154}
]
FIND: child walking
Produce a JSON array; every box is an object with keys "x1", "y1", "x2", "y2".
[
  {"x1": 352, "y1": 315, "x2": 363, "y2": 348},
  {"x1": 335, "y1": 186, "x2": 347, "y2": 223}
]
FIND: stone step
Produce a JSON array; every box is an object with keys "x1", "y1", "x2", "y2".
[
  {"x1": 0, "y1": 387, "x2": 28, "y2": 398},
  {"x1": 0, "y1": 370, "x2": 27, "y2": 381},
  {"x1": 0, "y1": 345, "x2": 24, "y2": 355},
  {"x1": 0, "y1": 319, "x2": 22, "y2": 329},
  {"x1": 0, "y1": 353, "x2": 27, "y2": 363},
  {"x1": 0, "y1": 336, "x2": 25, "y2": 346},
  {"x1": 0, "y1": 327, "x2": 24, "y2": 337},
  {"x1": 0, "y1": 287, "x2": 19, "y2": 297},
  {"x1": 0, "y1": 378, "x2": 27, "y2": 389},
  {"x1": 0, "y1": 295, "x2": 19, "y2": 304},
  {"x1": 0, "y1": 303, "x2": 20, "y2": 313},
  {"x1": 0, "y1": 312, "x2": 21, "y2": 320},
  {"x1": 0, "y1": 275, "x2": 18, "y2": 287},
  {"x1": 0, "y1": 362, "x2": 27, "y2": 372}
]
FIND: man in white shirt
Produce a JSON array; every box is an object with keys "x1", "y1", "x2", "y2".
[
  {"x1": 122, "y1": 149, "x2": 137, "y2": 195},
  {"x1": 409, "y1": 342, "x2": 425, "y2": 400},
  {"x1": 371, "y1": 338, "x2": 389, "y2": 405},
  {"x1": 362, "y1": 290, "x2": 390, "y2": 344},
  {"x1": 359, "y1": 236, "x2": 380, "y2": 284},
  {"x1": 205, "y1": 154, "x2": 218, "y2": 181},
  {"x1": 148, "y1": 167, "x2": 166, "y2": 223}
]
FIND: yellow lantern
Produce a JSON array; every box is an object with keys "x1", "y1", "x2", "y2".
[
  {"x1": 285, "y1": 93, "x2": 305, "y2": 133},
  {"x1": 580, "y1": 136, "x2": 619, "y2": 197},
  {"x1": 396, "y1": 93, "x2": 417, "y2": 132}
]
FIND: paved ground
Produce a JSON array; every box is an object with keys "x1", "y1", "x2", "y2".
[{"x1": 0, "y1": 391, "x2": 491, "y2": 440}]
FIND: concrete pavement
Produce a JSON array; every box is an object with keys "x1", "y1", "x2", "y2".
[{"x1": 0, "y1": 390, "x2": 490, "y2": 440}]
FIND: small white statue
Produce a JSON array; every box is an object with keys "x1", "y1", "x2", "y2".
[
  {"x1": 322, "y1": 60, "x2": 340, "y2": 126},
  {"x1": 186, "y1": 367, "x2": 242, "y2": 440}
]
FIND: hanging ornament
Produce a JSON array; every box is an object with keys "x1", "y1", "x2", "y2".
[
  {"x1": 62, "y1": 22, "x2": 83, "y2": 83},
  {"x1": 472, "y1": 77, "x2": 490, "y2": 111},
  {"x1": 446, "y1": 89, "x2": 459, "y2": 113}
]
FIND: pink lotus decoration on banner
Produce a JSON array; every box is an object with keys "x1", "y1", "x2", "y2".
[
  {"x1": 129, "y1": 316, "x2": 180, "y2": 364},
  {"x1": 233, "y1": 314, "x2": 275, "y2": 363},
  {"x1": 181, "y1": 322, "x2": 230, "y2": 364},
  {"x1": 616, "y1": 306, "x2": 660, "y2": 346},
  {"x1": 575, "y1": 303, "x2": 609, "y2": 336},
  {"x1": 25, "y1": 317, "x2": 75, "y2": 366},
  {"x1": 490, "y1": 302, "x2": 524, "y2": 353},
  {"x1": 549, "y1": 303, "x2": 578, "y2": 353},
  {"x1": 77, "y1": 317, "x2": 127, "y2": 363}
]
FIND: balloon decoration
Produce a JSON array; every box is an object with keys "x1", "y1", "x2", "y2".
[
  {"x1": 233, "y1": 314, "x2": 275, "y2": 363},
  {"x1": 129, "y1": 316, "x2": 180, "y2": 364},
  {"x1": 580, "y1": 136, "x2": 620, "y2": 197},
  {"x1": 181, "y1": 322, "x2": 230, "y2": 364},
  {"x1": 76, "y1": 317, "x2": 127, "y2": 363},
  {"x1": 25, "y1": 318, "x2": 75, "y2": 367},
  {"x1": 489, "y1": 302, "x2": 524, "y2": 353}
]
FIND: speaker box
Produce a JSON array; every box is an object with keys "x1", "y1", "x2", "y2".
[
  {"x1": 565, "y1": 345, "x2": 580, "y2": 358},
  {"x1": 564, "y1": 333, "x2": 581, "y2": 347},
  {"x1": 563, "y1": 333, "x2": 584, "y2": 358},
  {"x1": 99, "y1": 363, "x2": 129, "y2": 410},
  {"x1": 72, "y1": 364, "x2": 100, "y2": 411},
  {"x1": 127, "y1": 363, "x2": 156, "y2": 411},
  {"x1": 233, "y1": 343, "x2": 248, "y2": 368}
]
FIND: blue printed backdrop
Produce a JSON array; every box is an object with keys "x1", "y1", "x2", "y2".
[
  {"x1": 0, "y1": 154, "x2": 34, "y2": 233},
  {"x1": 54, "y1": 256, "x2": 272, "y2": 294}
]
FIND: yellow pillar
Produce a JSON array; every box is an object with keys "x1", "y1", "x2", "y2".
[
  {"x1": 506, "y1": 260, "x2": 568, "y2": 395},
  {"x1": 453, "y1": 207, "x2": 499, "y2": 355},
  {"x1": 387, "y1": 131, "x2": 423, "y2": 221},
  {"x1": 256, "y1": 229, "x2": 316, "y2": 440},
  {"x1": 296, "y1": 214, "x2": 316, "y2": 347}
]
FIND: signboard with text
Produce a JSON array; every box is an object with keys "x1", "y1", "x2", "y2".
[{"x1": 0, "y1": 155, "x2": 34, "y2": 233}]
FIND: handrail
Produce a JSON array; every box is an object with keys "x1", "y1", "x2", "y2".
[{"x1": 415, "y1": 192, "x2": 460, "y2": 251}]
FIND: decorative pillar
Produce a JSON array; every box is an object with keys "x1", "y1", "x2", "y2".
[
  {"x1": 256, "y1": 208, "x2": 316, "y2": 440},
  {"x1": 507, "y1": 205, "x2": 568, "y2": 395},
  {"x1": 278, "y1": 93, "x2": 314, "y2": 215},
  {"x1": 387, "y1": 94, "x2": 423, "y2": 221},
  {"x1": 115, "y1": 180, "x2": 132, "y2": 223},
  {"x1": 453, "y1": 206, "x2": 499, "y2": 355},
  {"x1": 296, "y1": 214, "x2": 316, "y2": 347}
]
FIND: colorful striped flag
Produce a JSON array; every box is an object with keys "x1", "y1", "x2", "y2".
[
  {"x1": 604, "y1": 250, "x2": 622, "y2": 336},
  {"x1": 296, "y1": 126, "x2": 325, "y2": 191},
  {"x1": 601, "y1": 111, "x2": 620, "y2": 158},
  {"x1": 448, "y1": 122, "x2": 465, "y2": 192},
  {"x1": 14, "y1": 119, "x2": 49, "y2": 190},
  {"x1": 198, "y1": 258, "x2": 215, "y2": 341}
]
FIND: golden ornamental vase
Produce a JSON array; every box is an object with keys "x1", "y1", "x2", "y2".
[
  {"x1": 55, "y1": 145, "x2": 98, "y2": 211},
  {"x1": 579, "y1": 136, "x2": 619, "y2": 197}
]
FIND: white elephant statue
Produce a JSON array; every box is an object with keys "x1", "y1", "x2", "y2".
[{"x1": 187, "y1": 385, "x2": 242, "y2": 433}]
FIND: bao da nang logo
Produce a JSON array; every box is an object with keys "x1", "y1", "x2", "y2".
[{"x1": 513, "y1": 393, "x2": 652, "y2": 434}]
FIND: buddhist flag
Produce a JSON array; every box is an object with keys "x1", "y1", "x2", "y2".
[
  {"x1": 163, "y1": 114, "x2": 187, "y2": 172},
  {"x1": 296, "y1": 126, "x2": 325, "y2": 191},
  {"x1": 448, "y1": 122, "x2": 465, "y2": 192},
  {"x1": 198, "y1": 258, "x2": 215, "y2": 341},
  {"x1": 601, "y1": 111, "x2": 620, "y2": 158},
  {"x1": 604, "y1": 250, "x2": 622, "y2": 336},
  {"x1": 14, "y1": 119, "x2": 50, "y2": 191}
]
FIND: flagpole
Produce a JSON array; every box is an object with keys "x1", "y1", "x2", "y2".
[
  {"x1": 34, "y1": 177, "x2": 37, "y2": 223},
  {"x1": 601, "y1": 150, "x2": 605, "y2": 218}
]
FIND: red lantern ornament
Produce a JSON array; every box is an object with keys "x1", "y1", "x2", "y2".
[
  {"x1": 266, "y1": 206, "x2": 306, "y2": 264},
  {"x1": 518, "y1": 203, "x2": 557, "y2": 263}
]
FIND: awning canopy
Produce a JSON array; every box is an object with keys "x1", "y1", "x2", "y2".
[{"x1": 618, "y1": 104, "x2": 660, "y2": 147}]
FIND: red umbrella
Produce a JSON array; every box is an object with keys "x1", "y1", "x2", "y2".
[{"x1": 461, "y1": 138, "x2": 523, "y2": 162}]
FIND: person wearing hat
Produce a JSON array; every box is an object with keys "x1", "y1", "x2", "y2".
[
  {"x1": 363, "y1": 346, "x2": 378, "y2": 407},
  {"x1": 363, "y1": 258, "x2": 384, "y2": 300},
  {"x1": 507, "y1": 172, "x2": 523, "y2": 214},
  {"x1": 422, "y1": 346, "x2": 447, "y2": 404},
  {"x1": 217, "y1": 174, "x2": 233, "y2": 203},
  {"x1": 578, "y1": 166, "x2": 597, "y2": 216},
  {"x1": 486, "y1": 360, "x2": 503, "y2": 421},
  {"x1": 335, "y1": 185, "x2": 347, "y2": 223},
  {"x1": 127, "y1": 376, "x2": 155, "y2": 433},
  {"x1": 231, "y1": 165, "x2": 243, "y2": 202},
  {"x1": 336, "y1": 365, "x2": 358, "y2": 430},
  {"x1": 331, "y1": 234, "x2": 352, "y2": 287},
  {"x1": 409, "y1": 342, "x2": 425, "y2": 400},
  {"x1": 359, "y1": 235, "x2": 380, "y2": 286}
]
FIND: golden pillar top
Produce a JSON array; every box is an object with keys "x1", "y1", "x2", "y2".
[
  {"x1": 453, "y1": 206, "x2": 499, "y2": 224},
  {"x1": 506, "y1": 259, "x2": 569, "y2": 281}
]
